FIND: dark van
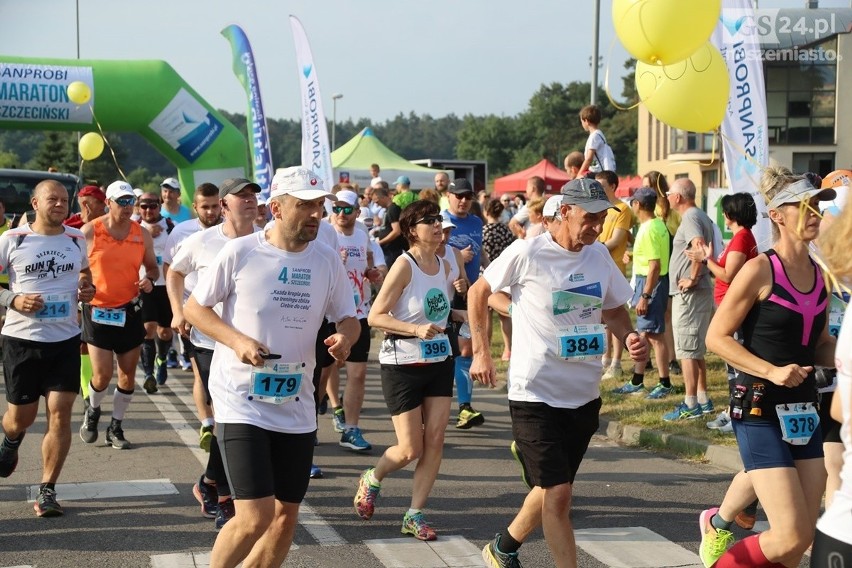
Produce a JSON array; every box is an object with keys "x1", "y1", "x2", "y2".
[{"x1": 0, "y1": 168, "x2": 80, "y2": 224}]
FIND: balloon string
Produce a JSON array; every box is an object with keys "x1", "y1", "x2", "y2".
[
  {"x1": 603, "y1": 36, "x2": 641, "y2": 112},
  {"x1": 87, "y1": 102, "x2": 128, "y2": 182},
  {"x1": 664, "y1": 128, "x2": 719, "y2": 170}
]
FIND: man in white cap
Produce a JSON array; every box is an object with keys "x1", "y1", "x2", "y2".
[
  {"x1": 470, "y1": 177, "x2": 648, "y2": 568},
  {"x1": 79, "y1": 181, "x2": 159, "y2": 450},
  {"x1": 160, "y1": 177, "x2": 193, "y2": 223},
  {"x1": 326, "y1": 189, "x2": 383, "y2": 452},
  {"x1": 185, "y1": 166, "x2": 359, "y2": 568},
  {"x1": 166, "y1": 178, "x2": 263, "y2": 530}
]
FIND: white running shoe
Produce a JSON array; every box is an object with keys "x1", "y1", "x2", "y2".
[{"x1": 706, "y1": 411, "x2": 731, "y2": 430}]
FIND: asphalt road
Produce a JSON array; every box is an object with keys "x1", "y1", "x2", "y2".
[{"x1": 0, "y1": 361, "x2": 807, "y2": 568}]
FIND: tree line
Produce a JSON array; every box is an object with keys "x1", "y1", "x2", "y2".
[{"x1": 0, "y1": 60, "x2": 637, "y2": 190}]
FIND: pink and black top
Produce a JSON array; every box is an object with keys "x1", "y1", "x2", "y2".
[{"x1": 737, "y1": 249, "x2": 828, "y2": 420}]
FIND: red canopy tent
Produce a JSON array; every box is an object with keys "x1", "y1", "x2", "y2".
[
  {"x1": 492, "y1": 159, "x2": 571, "y2": 197},
  {"x1": 616, "y1": 175, "x2": 643, "y2": 198}
]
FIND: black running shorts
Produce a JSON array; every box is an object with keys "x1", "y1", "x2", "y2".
[
  {"x1": 3, "y1": 335, "x2": 80, "y2": 404},
  {"x1": 193, "y1": 345, "x2": 213, "y2": 406},
  {"x1": 140, "y1": 285, "x2": 173, "y2": 328},
  {"x1": 217, "y1": 423, "x2": 314, "y2": 502},
  {"x1": 81, "y1": 300, "x2": 145, "y2": 354},
  {"x1": 510, "y1": 398, "x2": 602, "y2": 488},
  {"x1": 380, "y1": 357, "x2": 454, "y2": 416},
  {"x1": 346, "y1": 318, "x2": 371, "y2": 363}
]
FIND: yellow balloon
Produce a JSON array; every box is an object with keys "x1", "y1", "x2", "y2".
[
  {"x1": 79, "y1": 132, "x2": 105, "y2": 161},
  {"x1": 613, "y1": 0, "x2": 722, "y2": 65},
  {"x1": 66, "y1": 81, "x2": 91, "y2": 105},
  {"x1": 635, "y1": 42, "x2": 730, "y2": 133}
]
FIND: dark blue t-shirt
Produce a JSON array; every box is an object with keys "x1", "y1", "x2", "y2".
[{"x1": 442, "y1": 209, "x2": 483, "y2": 283}]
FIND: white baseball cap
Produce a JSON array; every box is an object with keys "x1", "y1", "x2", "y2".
[
  {"x1": 270, "y1": 167, "x2": 335, "y2": 200},
  {"x1": 542, "y1": 195, "x2": 563, "y2": 218},
  {"x1": 106, "y1": 180, "x2": 135, "y2": 201},
  {"x1": 160, "y1": 177, "x2": 180, "y2": 191},
  {"x1": 335, "y1": 189, "x2": 359, "y2": 206}
]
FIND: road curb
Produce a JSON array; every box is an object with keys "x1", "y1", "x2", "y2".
[{"x1": 599, "y1": 416, "x2": 743, "y2": 473}]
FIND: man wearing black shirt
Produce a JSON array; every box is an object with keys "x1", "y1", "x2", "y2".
[{"x1": 373, "y1": 187, "x2": 407, "y2": 267}]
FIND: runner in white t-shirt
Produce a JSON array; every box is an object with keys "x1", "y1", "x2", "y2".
[
  {"x1": 162, "y1": 183, "x2": 223, "y2": 451},
  {"x1": 470, "y1": 178, "x2": 647, "y2": 568},
  {"x1": 136, "y1": 192, "x2": 176, "y2": 394},
  {"x1": 812, "y1": 204, "x2": 852, "y2": 563},
  {"x1": 185, "y1": 167, "x2": 359, "y2": 567},
  {"x1": 167, "y1": 178, "x2": 262, "y2": 531},
  {"x1": 327, "y1": 190, "x2": 384, "y2": 453},
  {"x1": 0, "y1": 180, "x2": 96, "y2": 517}
]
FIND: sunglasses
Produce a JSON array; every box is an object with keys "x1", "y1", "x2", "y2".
[
  {"x1": 113, "y1": 197, "x2": 136, "y2": 207},
  {"x1": 453, "y1": 193, "x2": 474, "y2": 201},
  {"x1": 332, "y1": 205, "x2": 355, "y2": 215},
  {"x1": 415, "y1": 214, "x2": 443, "y2": 225},
  {"x1": 139, "y1": 203, "x2": 159, "y2": 210}
]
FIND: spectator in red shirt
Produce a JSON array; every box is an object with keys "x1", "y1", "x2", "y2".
[{"x1": 64, "y1": 185, "x2": 107, "y2": 228}]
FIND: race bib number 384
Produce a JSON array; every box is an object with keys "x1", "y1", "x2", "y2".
[{"x1": 557, "y1": 324, "x2": 605, "y2": 360}]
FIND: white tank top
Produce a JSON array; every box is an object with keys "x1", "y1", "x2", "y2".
[
  {"x1": 378, "y1": 253, "x2": 453, "y2": 365},
  {"x1": 390, "y1": 253, "x2": 451, "y2": 328}
]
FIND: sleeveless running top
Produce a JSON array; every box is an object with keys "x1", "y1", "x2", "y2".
[
  {"x1": 389, "y1": 253, "x2": 451, "y2": 329},
  {"x1": 737, "y1": 249, "x2": 827, "y2": 420},
  {"x1": 90, "y1": 218, "x2": 146, "y2": 307}
]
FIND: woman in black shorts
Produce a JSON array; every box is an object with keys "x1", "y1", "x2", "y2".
[{"x1": 355, "y1": 200, "x2": 454, "y2": 541}]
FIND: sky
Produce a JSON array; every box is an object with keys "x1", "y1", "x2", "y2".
[{"x1": 1, "y1": 0, "x2": 849, "y2": 124}]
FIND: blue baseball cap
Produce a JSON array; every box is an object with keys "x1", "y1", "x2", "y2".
[{"x1": 394, "y1": 175, "x2": 411, "y2": 187}]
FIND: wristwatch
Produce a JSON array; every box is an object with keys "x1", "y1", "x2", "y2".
[{"x1": 641, "y1": 292, "x2": 652, "y2": 300}]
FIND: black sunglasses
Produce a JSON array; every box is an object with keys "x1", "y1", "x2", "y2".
[
  {"x1": 453, "y1": 193, "x2": 474, "y2": 201},
  {"x1": 415, "y1": 214, "x2": 443, "y2": 225},
  {"x1": 139, "y1": 203, "x2": 159, "y2": 210},
  {"x1": 332, "y1": 205, "x2": 355, "y2": 215}
]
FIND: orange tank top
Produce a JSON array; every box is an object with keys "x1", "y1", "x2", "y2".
[{"x1": 89, "y1": 218, "x2": 146, "y2": 307}]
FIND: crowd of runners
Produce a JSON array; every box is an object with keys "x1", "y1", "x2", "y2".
[{"x1": 0, "y1": 121, "x2": 849, "y2": 567}]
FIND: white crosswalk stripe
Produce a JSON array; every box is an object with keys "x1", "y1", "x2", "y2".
[
  {"x1": 365, "y1": 535, "x2": 482, "y2": 568},
  {"x1": 144, "y1": 528, "x2": 712, "y2": 568},
  {"x1": 25, "y1": 478, "x2": 178, "y2": 502},
  {"x1": 576, "y1": 526, "x2": 702, "y2": 567}
]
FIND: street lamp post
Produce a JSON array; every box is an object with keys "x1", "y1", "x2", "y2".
[
  {"x1": 331, "y1": 93, "x2": 343, "y2": 150},
  {"x1": 591, "y1": 0, "x2": 600, "y2": 105}
]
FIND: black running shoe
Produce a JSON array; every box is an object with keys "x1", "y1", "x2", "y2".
[
  {"x1": 192, "y1": 475, "x2": 218, "y2": 519},
  {"x1": 215, "y1": 498, "x2": 235, "y2": 530},
  {"x1": 143, "y1": 374, "x2": 158, "y2": 394},
  {"x1": 33, "y1": 487, "x2": 63, "y2": 517},
  {"x1": 0, "y1": 436, "x2": 22, "y2": 478},
  {"x1": 79, "y1": 405, "x2": 101, "y2": 444},
  {"x1": 105, "y1": 419, "x2": 131, "y2": 450}
]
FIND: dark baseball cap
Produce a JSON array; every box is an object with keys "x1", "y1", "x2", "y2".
[
  {"x1": 449, "y1": 178, "x2": 473, "y2": 194},
  {"x1": 630, "y1": 187, "x2": 658, "y2": 208},
  {"x1": 559, "y1": 178, "x2": 615, "y2": 214},
  {"x1": 219, "y1": 178, "x2": 261, "y2": 199}
]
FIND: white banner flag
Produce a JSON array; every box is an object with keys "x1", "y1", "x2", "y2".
[
  {"x1": 712, "y1": 0, "x2": 771, "y2": 250},
  {"x1": 289, "y1": 15, "x2": 333, "y2": 194}
]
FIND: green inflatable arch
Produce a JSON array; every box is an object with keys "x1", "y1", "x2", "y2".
[{"x1": 0, "y1": 56, "x2": 249, "y2": 204}]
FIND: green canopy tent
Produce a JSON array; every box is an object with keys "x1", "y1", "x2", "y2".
[{"x1": 332, "y1": 127, "x2": 447, "y2": 189}]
